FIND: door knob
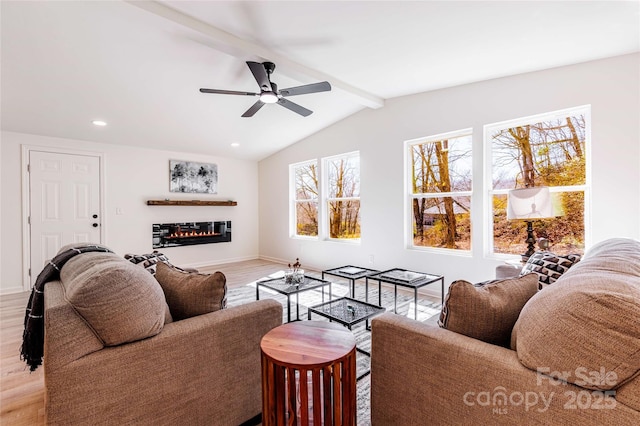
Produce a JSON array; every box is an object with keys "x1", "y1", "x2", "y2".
[
  {"x1": 92, "y1": 223, "x2": 99, "y2": 228},
  {"x1": 92, "y1": 214, "x2": 98, "y2": 219}
]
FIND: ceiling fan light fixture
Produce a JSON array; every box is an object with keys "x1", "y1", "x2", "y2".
[
  {"x1": 199, "y1": 61, "x2": 331, "y2": 117},
  {"x1": 259, "y1": 92, "x2": 279, "y2": 104}
]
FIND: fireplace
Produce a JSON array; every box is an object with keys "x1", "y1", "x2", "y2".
[{"x1": 152, "y1": 221, "x2": 231, "y2": 249}]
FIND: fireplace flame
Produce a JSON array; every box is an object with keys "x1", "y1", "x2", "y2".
[{"x1": 167, "y1": 231, "x2": 220, "y2": 239}]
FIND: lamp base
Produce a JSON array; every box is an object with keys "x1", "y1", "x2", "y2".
[{"x1": 521, "y1": 220, "x2": 536, "y2": 262}]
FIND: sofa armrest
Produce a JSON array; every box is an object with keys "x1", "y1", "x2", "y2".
[
  {"x1": 371, "y1": 313, "x2": 639, "y2": 425},
  {"x1": 44, "y1": 280, "x2": 105, "y2": 370},
  {"x1": 45, "y1": 299, "x2": 283, "y2": 426}
]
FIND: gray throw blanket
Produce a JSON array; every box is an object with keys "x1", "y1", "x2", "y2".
[{"x1": 20, "y1": 244, "x2": 113, "y2": 371}]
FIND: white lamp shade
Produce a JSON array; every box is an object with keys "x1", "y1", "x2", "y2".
[{"x1": 507, "y1": 187, "x2": 553, "y2": 219}]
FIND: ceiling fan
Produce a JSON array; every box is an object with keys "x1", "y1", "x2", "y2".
[{"x1": 199, "y1": 61, "x2": 331, "y2": 117}]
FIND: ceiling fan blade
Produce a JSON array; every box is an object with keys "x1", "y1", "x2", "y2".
[
  {"x1": 241, "y1": 100, "x2": 266, "y2": 117},
  {"x1": 246, "y1": 61, "x2": 271, "y2": 91},
  {"x1": 279, "y1": 81, "x2": 331, "y2": 97},
  {"x1": 277, "y1": 98, "x2": 313, "y2": 117},
  {"x1": 199, "y1": 88, "x2": 258, "y2": 96}
]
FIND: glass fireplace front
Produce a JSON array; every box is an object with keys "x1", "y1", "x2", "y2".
[{"x1": 152, "y1": 221, "x2": 231, "y2": 249}]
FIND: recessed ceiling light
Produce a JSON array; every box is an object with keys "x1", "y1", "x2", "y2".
[
  {"x1": 230, "y1": 143, "x2": 240, "y2": 147},
  {"x1": 92, "y1": 120, "x2": 107, "y2": 126}
]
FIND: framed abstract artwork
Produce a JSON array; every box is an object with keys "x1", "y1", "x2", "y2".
[{"x1": 169, "y1": 160, "x2": 218, "y2": 194}]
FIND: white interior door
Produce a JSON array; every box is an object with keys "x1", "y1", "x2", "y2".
[{"x1": 29, "y1": 151, "x2": 102, "y2": 286}]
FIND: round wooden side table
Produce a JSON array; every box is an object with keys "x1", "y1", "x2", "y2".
[{"x1": 260, "y1": 321, "x2": 357, "y2": 426}]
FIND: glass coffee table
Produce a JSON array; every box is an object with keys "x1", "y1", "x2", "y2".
[
  {"x1": 322, "y1": 265, "x2": 380, "y2": 299},
  {"x1": 256, "y1": 276, "x2": 332, "y2": 323},
  {"x1": 366, "y1": 268, "x2": 444, "y2": 320},
  {"x1": 307, "y1": 296, "x2": 386, "y2": 380}
]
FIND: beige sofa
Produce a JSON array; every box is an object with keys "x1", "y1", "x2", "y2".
[
  {"x1": 371, "y1": 238, "x2": 640, "y2": 425},
  {"x1": 43, "y1": 250, "x2": 283, "y2": 425}
]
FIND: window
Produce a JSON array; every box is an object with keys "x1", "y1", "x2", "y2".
[
  {"x1": 407, "y1": 130, "x2": 472, "y2": 250},
  {"x1": 324, "y1": 152, "x2": 361, "y2": 240},
  {"x1": 291, "y1": 160, "x2": 319, "y2": 237},
  {"x1": 487, "y1": 106, "x2": 589, "y2": 256},
  {"x1": 290, "y1": 152, "x2": 361, "y2": 241}
]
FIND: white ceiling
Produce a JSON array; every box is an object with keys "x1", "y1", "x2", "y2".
[{"x1": 2, "y1": 1, "x2": 639, "y2": 161}]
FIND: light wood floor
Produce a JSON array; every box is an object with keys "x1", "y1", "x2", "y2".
[{"x1": 0, "y1": 258, "x2": 289, "y2": 426}]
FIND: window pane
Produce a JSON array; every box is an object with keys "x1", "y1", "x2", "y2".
[
  {"x1": 493, "y1": 192, "x2": 585, "y2": 256},
  {"x1": 412, "y1": 196, "x2": 470, "y2": 249},
  {"x1": 296, "y1": 201, "x2": 318, "y2": 236},
  {"x1": 327, "y1": 155, "x2": 360, "y2": 198},
  {"x1": 411, "y1": 135, "x2": 472, "y2": 194},
  {"x1": 489, "y1": 108, "x2": 588, "y2": 257},
  {"x1": 491, "y1": 115, "x2": 586, "y2": 190},
  {"x1": 294, "y1": 163, "x2": 318, "y2": 201},
  {"x1": 328, "y1": 200, "x2": 360, "y2": 239}
]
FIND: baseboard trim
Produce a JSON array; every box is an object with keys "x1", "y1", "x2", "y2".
[{"x1": 0, "y1": 285, "x2": 28, "y2": 296}]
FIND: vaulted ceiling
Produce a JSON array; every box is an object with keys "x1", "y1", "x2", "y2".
[{"x1": 2, "y1": 1, "x2": 638, "y2": 161}]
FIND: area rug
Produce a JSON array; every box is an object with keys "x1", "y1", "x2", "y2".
[{"x1": 227, "y1": 271, "x2": 442, "y2": 426}]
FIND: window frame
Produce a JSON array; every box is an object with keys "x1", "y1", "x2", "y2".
[
  {"x1": 405, "y1": 128, "x2": 473, "y2": 254},
  {"x1": 483, "y1": 105, "x2": 592, "y2": 259},
  {"x1": 322, "y1": 151, "x2": 361, "y2": 243},
  {"x1": 290, "y1": 159, "x2": 320, "y2": 240}
]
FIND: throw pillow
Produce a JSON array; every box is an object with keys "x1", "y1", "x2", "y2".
[
  {"x1": 61, "y1": 252, "x2": 166, "y2": 346},
  {"x1": 512, "y1": 238, "x2": 640, "y2": 390},
  {"x1": 438, "y1": 273, "x2": 538, "y2": 347},
  {"x1": 125, "y1": 251, "x2": 173, "y2": 275},
  {"x1": 519, "y1": 251, "x2": 581, "y2": 290},
  {"x1": 155, "y1": 261, "x2": 227, "y2": 321}
]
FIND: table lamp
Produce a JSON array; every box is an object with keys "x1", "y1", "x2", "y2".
[{"x1": 507, "y1": 186, "x2": 553, "y2": 261}]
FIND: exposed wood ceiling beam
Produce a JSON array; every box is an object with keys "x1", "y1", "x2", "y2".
[{"x1": 126, "y1": 1, "x2": 385, "y2": 109}]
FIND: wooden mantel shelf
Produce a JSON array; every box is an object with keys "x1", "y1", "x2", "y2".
[{"x1": 146, "y1": 200, "x2": 237, "y2": 206}]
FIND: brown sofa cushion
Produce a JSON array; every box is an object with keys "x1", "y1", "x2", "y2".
[
  {"x1": 513, "y1": 238, "x2": 640, "y2": 390},
  {"x1": 519, "y1": 251, "x2": 581, "y2": 289},
  {"x1": 617, "y1": 376, "x2": 640, "y2": 412},
  {"x1": 438, "y1": 273, "x2": 538, "y2": 346},
  {"x1": 155, "y1": 262, "x2": 227, "y2": 321},
  {"x1": 61, "y1": 252, "x2": 166, "y2": 346}
]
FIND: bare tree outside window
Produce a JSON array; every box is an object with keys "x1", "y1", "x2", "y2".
[
  {"x1": 326, "y1": 153, "x2": 360, "y2": 239},
  {"x1": 293, "y1": 161, "x2": 319, "y2": 237},
  {"x1": 409, "y1": 133, "x2": 472, "y2": 250},
  {"x1": 490, "y1": 109, "x2": 588, "y2": 256}
]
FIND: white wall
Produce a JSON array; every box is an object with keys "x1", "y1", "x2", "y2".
[
  {"x1": 258, "y1": 54, "x2": 640, "y2": 297},
  {"x1": 1, "y1": 132, "x2": 259, "y2": 294}
]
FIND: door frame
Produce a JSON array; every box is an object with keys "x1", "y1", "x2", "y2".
[{"x1": 21, "y1": 144, "x2": 106, "y2": 290}]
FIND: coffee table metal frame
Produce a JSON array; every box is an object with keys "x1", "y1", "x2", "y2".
[
  {"x1": 256, "y1": 275, "x2": 332, "y2": 323},
  {"x1": 366, "y1": 268, "x2": 444, "y2": 320},
  {"x1": 307, "y1": 296, "x2": 386, "y2": 380},
  {"x1": 321, "y1": 265, "x2": 381, "y2": 299}
]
